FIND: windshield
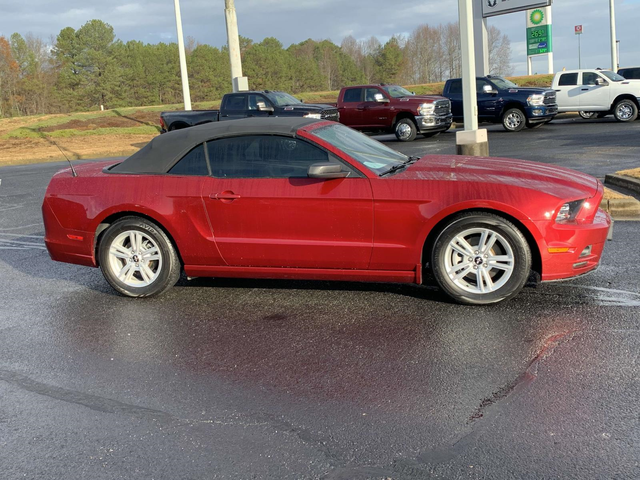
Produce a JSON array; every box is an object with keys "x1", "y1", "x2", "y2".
[
  {"x1": 310, "y1": 124, "x2": 408, "y2": 175},
  {"x1": 264, "y1": 92, "x2": 302, "y2": 107},
  {"x1": 382, "y1": 85, "x2": 414, "y2": 98},
  {"x1": 600, "y1": 70, "x2": 625, "y2": 82},
  {"x1": 489, "y1": 76, "x2": 518, "y2": 89}
]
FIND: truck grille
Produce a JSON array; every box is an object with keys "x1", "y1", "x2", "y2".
[
  {"x1": 543, "y1": 91, "x2": 557, "y2": 105},
  {"x1": 434, "y1": 99, "x2": 451, "y2": 116},
  {"x1": 321, "y1": 108, "x2": 339, "y2": 122}
]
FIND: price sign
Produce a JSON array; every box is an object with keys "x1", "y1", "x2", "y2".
[{"x1": 527, "y1": 25, "x2": 552, "y2": 56}]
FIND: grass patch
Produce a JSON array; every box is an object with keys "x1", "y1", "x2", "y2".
[
  {"x1": 4, "y1": 125, "x2": 158, "y2": 139},
  {"x1": 616, "y1": 167, "x2": 640, "y2": 179}
]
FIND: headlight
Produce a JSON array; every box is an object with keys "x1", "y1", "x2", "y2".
[
  {"x1": 303, "y1": 113, "x2": 322, "y2": 119},
  {"x1": 556, "y1": 199, "x2": 585, "y2": 223},
  {"x1": 527, "y1": 94, "x2": 545, "y2": 106},
  {"x1": 418, "y1": 103, "x2": 435, "y2": 116}
]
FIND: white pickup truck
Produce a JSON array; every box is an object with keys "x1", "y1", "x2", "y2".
[{"x1": 552, "y1": 69, "x2": 640, "y2": 122}]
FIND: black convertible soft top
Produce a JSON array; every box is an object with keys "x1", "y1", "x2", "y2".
[{"x1": 110, "y1": 117, "x2": 322, "y2": 174}]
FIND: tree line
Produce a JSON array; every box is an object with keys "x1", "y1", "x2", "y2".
[{"x1": 0, "y1": 19, "x2": 512, "y2": 117}]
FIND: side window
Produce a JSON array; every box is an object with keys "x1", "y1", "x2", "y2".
[
  {"x1": 476, "y1": 79, "x2": 492, "y2": 93},
  {"x1": 224, "y1": 94, "x2": 246, "y2": 111},
  {"x1": 448, "y1": 80, "x2": 462, "y2": 94},
  {"x1": 558, "y1": 73, "x2": 578, "y2": 86},
  {"x1": 207, "y1": 135, "x2": 347, "y2": 178},
  {"x1": 582, "y1": 72, "x2": 599, "y2": 86},
  {"x1": 365, "y1": 88, "x2": 382, "y2": 102},
  {"x1": 168, "y1": 144, "x2": 209, "y2": 176},
  {"x1": 248, "y1": 94, "x2": 269, "y2": 110},
  {"x1": 343, "y1": 88, "x2": 363, "y2": 103}
]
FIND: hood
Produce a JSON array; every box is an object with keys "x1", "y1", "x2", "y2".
[
  {"x1": 392, "y1": 155, "x2": 598, "y2": 200},
  {"x1": 393, "y1": 94, "x2": 448, "y2": 103},
  {"x1": 281, "y1": 103, "x2": 334, "y2": 112}
]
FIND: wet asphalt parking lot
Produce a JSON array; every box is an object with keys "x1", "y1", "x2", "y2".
[{"x1": 0, "y1": 117, "x2": 639, "y2": 479}]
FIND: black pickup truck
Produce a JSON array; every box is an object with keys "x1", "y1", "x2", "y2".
[
  {"x1": 442, "y1": 76, "x2": 558, "y2": 132},
  {"x1": 160, "y1": 91, "x2": 339, "y2": 132}
]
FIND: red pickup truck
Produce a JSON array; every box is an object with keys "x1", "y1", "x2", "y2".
[{"x1": 337, "y1": 84, "x2": 452, "y2": 141}]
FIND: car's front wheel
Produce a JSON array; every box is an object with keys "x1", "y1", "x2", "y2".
[
  {"x1": 502, "y1": 108, "x2": 526, "y2": 132},
  {"x1": 98, "y1": 217, "x2": 181, "y2": 297},
  {"x1": 394, "y1": 118, "x2": 417, "y2": 141},
  {"x1": 613, "y1": 99, "x2": 638, "y2": 122},
  {"x1": 431, "y1": 213, "x2": 532, "y2": 305}
]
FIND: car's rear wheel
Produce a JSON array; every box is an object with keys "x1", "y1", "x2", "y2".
[
  {"x1": 613, "y1": 99, "x2": 638, "y2": 122},
  {"x1": 431, "y1": 213, "x2": 531, "y2": 305},
  {"x1": 394, "y1": 118, "x2": 417, "y2": 141},
  {"x1": 502, "y1": 108, "x2": 526, "y2": 132},
  {"x1": 98, "y1": 217, "x2": 181, "y2": 297}
]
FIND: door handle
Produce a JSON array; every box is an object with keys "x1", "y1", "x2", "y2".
[
  {"x1": 555, "y1": 89, "x2": 561, "y2": 92},
  {"x1": 210, "y1": 191, "x2": 241, "y2": 201},
  {"x1": 581, "y1": 88, "x2": 589, "y2": 91}
]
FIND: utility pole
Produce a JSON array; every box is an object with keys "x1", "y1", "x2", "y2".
[
  {"x1": 225, "y1": 0, "x2": 248, "y2": 92},
  {"x1": 173, "y1": 0, "x2": 192, "y2": 110},
  {"x1": 609, "y1": 0, "x2": 618, "y2": 71}
]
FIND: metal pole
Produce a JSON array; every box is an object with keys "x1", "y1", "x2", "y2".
[
  {"x1": 173, "y1": 0, "x2": 192, "y2": 111},
  {"x1": 616, "y1": 40, "x2": 620, "y2": 69},
  {"x1": 458, "y1": 0, "x2": 478, "y2": 131},
  {"x1": 578, "y1": 35, "x2": 581, "y2": 69},
  {"x1": 527, "y1": 57, "x2": 532, "y2": 76},
  {"x1": 225, "y1": 0, "x2": 243, "y2": 92},
  {"x1": 609, "y1": 0, "x2": 618, "y2": 71},
  {"x1": 547, "y1": 6, "x2": 553, "y2": 74}
]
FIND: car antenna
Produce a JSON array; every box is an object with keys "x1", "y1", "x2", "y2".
[{"x1": 52, "y1": 140, "x2": 78, "y2": 177}]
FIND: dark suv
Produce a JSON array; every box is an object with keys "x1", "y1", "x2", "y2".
[{"x1": 618, "y1": 67, "x2": 640, "y2": 80}]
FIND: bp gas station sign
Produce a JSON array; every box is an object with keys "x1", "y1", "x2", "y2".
[{"x1": 527, "y1": 8, "x2": 552, "y2": 56}]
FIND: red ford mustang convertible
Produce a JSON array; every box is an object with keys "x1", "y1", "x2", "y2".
[{"x1": 43, "y1": 118, "x2": 611, "y2": 305}]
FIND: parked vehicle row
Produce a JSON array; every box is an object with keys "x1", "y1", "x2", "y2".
[{"x1": 159, "y1": 68, "x2": 640, "y2": 140}]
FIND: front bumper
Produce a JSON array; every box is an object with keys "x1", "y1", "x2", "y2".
[
  {"x1": 416, "y1": 113, "x2": 453, "y2": 132},
  {"x1": 537, "y1": 208, "x2": 611, "y2": 281},
  {"x1": 525, "y1": 104, "x2": 558, "y2": 123}
]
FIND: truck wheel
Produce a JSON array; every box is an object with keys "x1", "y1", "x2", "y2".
[
  {"x1": 613, "y1": 99, "x2": 638, "y2": 122},
  {"x1": 502, "y1": 108, "x2": 526, "y2": 132},
  {"x1": 394, "y1": 118, "x2": 417, "y2": 142},
  {"x1": 579, "y1": 111, "x2": 598, "y2": 119}
]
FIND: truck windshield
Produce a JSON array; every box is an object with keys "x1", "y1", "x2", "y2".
[
  {"x1": 310, "y1": 123, "x2": 408, "y2": 175},
  {"x1": 600, "y1": 70, "x2": 625, "y2": 82},
  {"x1": 381, "y1": 85, "x2": 414, "y2": 98},
  {"x1": 488, "y1": 77, "x2": 518, "y2": 89},
  {"x1": 264, "y1": 92, "x2": 302, "y2": 106}
]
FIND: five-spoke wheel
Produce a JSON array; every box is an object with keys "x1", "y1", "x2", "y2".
[
  {"x1": 99, "y1": 217, "x2": 181, "y2": 297},
  {"x1": 432, "y1": 213, "x2": 531, "y2": 305}
]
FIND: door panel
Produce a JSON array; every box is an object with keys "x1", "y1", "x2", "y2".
[
  {"x1": 578, "y1": 73, "x2": 611, "y2": 110},
  {"x1": 339, "y1": 88, "x2": 364, "y2": 126},
  {"x1": 202, "y1": 177, "x2": 374, "y2": 269}
]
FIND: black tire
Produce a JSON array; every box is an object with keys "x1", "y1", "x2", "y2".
[
  {"x1": 394, "y1": 118, "x2": 417, "y2": 142},
  {"x1": 98, "y1": 216, "x2": 181, "y2": 297},
  {"x1": 526, "y1": 120, "x2": 545, "y2": 129},
  {"x1": 431, "y1": 213, "x2": 532, "y2": 305},
  {"x1": 613, "y1": 99, "x2": 638, "y2": 122},
  {"x1": 579, "y1": 111, "x2": 598, "y2": 120},
  {"x1": 502, "y1": 108, "x2": 526, "y2": 132},
  {"x1": 422, "y1": 131, "x2": 441, "y2": 139}
]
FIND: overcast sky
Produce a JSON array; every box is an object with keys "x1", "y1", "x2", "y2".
[{"x1": 1, "y1": 0, "x2": 640, "y2": 76}]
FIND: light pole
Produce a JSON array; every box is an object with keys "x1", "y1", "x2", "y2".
[
  {"x1": 225, "y1": 0, "x2": 246, "y2": 92},
  {"x1": 616, "y1": 40, "x2": 620, "y2": 70},
  {"x1": 173, "y1": 0, "x2": 192, "y2": 110},
  {"x1": 609, "y1": 0, "x2": 618, "y2": 71}
]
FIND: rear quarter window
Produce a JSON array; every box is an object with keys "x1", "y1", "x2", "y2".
[
  {"x1": 343, "y1": 88, "x2": 363, "y2": 103},
  {"x1": 168, "y1": 144, "x2": 209, "y2": 176},
  {"x1": 448, "y1": 80, "x2": 462, "y2": 94}
]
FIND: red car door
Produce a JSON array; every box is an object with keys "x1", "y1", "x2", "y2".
[
  {"x1": 201, "y1": 135, "x2": 373, "y2": 269},
  {"x1": 338, "y1": 87, "x2": 364, "y2": 127},
  {"x1": 362, "y1": 87, "x2": 391, "y2": 128}
]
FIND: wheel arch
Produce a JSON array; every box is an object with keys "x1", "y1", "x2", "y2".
[
  {"x1": 392, "y1": 111, "x2": 417, "y2": 127},
  {"x1": 499, "y1": 102, "x2": 526, "y2": 118},
  {"x1": 610, "y1": 94, "x2": 640, "y2": 110},
  {"x1": 420, "y1": 207, "x2": 542, "y2": 281},
  {"x1": 168, "y1": 121, "x2": 190, "y2": 131},
  {"x1": 94, "y1": 210, "x2": 184, "y2": 268}
]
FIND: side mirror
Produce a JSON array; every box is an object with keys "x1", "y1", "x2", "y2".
[
  {"x1": 308, "y1": 163, "x2": 349, "y2": 179},
  {"x1": 595, "y1": 77, "x2": 607, "y2": 86},
  {"x1": 482, "y1": 85, "x2": 498, "y2": 95},
  {"x1": 374, "y1": 93, "x2": 390, "y2": 103},
  {"x1": 299, "y1": 99, "x2": 305, "y2": 103},
  {"x1": 258, "y1": 103, "x2": 275, "y2": 112}
]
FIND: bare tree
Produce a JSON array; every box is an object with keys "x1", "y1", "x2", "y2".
[{"x1": 488, "y1": 25, "x2": 513, "y2": 76}]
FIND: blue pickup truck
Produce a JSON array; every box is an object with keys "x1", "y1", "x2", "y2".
[{"x1": 442, "y1": 76, "x2": 558, "y2": 132}]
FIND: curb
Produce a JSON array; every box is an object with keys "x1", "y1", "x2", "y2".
[{"x1": 605, "y1": 173, "x2": 640, "y2": 195}]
